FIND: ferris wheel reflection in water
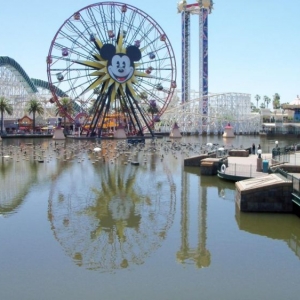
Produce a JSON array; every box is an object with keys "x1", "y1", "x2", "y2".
[
  {"x1": 47, "y1": 147, "x2": 176, "y2": 271},
  {"x1": 45, "y1": 138, "x2": 222, "y2": 272}
]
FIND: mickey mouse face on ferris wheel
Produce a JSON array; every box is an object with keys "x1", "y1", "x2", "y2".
[{"x1": 100, "y1": 44, "x2": 142, "y2": 84}]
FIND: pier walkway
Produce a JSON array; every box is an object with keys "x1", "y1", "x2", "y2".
[
  {"x1": 223, "y1": 153, "x2": 273, "y2": 179},
  {"x1": 219, "y1": 151, "x2": 300, "y2": 181}
]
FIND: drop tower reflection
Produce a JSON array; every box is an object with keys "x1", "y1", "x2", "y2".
[{"x1": 177, "y1": 167, "x2": 211, "y2": 268}]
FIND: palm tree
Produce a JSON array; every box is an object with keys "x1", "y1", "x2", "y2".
[
  {"x1": 0, "y1": 97, "x2": 13, "y2": 134},
  {"x1": 26, "y1": 99, "x2": 44, "y2": 132},
  {"x1": 254, "y1": 95, "x2": 260, "y2": 109},
  {"x1": 263, "y1": 95, "x2": 269, "y2": 108},
  {"x1": 273, "y1": 93, "x2": 281, "y2": 109},
  {"x1": 265, "y1": 96, "x2": 271, "y2": 108},
  {"x1": 147, "y1": 100, "x2": 159, "y2": 130},
  {"x1": 55, "y1": 98, "x2": 74, "y2": 135},
  {"x1": 147, "y1": 100, "x2": 159, "y2": 120}
]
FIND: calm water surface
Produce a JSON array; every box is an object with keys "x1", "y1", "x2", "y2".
[{"x1": 1, "y1": 135, "x2": 300, "y2": 300}]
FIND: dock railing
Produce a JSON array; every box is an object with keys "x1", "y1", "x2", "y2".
[
  {"x1": 272, "y1": 168, "x2": 300, "y2": 195},
  {"x1": 225, "y1": 163, "x2": 257, "y2": 178}
]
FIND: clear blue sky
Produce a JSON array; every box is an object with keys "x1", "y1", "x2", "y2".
[{"x1": 1, "y1": 0, "x2": 299, "y2": 106}]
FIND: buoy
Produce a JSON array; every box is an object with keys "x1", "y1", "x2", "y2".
[{"x1": 220, "y1": 164, "x2": 226, "y2": 173}]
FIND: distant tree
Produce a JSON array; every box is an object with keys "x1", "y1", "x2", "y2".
[
  {"x1": 88, "y1": 99, "x2": 97, "y2": 115},
  {"x1": 147, "y1": 100, "x2": 159, "y2": 120},
  {"x1": 26, "y1": 99, "x2": 44, "y2": 132},
  {"x1": 55, "y1": 97, "x2": 74, "y2": 135},
  {"x1": 273, "y1": 93, "x2": 281, "y2": 109},
  {"x1": 263, "y1": 95, "x2": 268, "y2": 108},
  {"x1": 0, "y1": 96, "x2": 13, "y2": 133},
  {"x1": 265, "y1": 96, "x2": 271, "y2": 108},
  {"x1": 254, "y1": 95, "x2": 260, "y2": 108},
  {"x1": 147, "y1": 100, "x2": 160, "y2": 130},
  {"x1": 260, "y1": 102, "x2": 265, "y2": 109},
  {"x1": 281, "y1": 102, "x2": 289, "y2": 112}
]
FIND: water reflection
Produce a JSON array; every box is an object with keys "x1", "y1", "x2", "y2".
[
  {"x1": 2, "y1": 135, "x2": 300, "y2": 276},
  {"x1": 235, "y1": 207, "x2": 300, "y2": 259},
  {"x1": 0, "y1": 140, "x2": 81, "y2": 216},
  {"x1": 178, "y1": 167, "x2": 237, "y2": 268},
  {"x1": 177, "y1": 167, "x2": 210, "y2": 268},
  {"x1": 0, "y1": 142, "x2": 49, "y2": 216},
  {"x1": 176, "y1": 182, "x2": 211, "y2": 268},
  {"x1": 47, "y1": 145, "x2": 176, "y2": 271}
]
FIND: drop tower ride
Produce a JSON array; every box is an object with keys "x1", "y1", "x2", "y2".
[{"x1": 177, "y1": 0, "x2": 214, "y2": 134}]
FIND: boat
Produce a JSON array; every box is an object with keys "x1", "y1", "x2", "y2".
[
  {"x1": 217, "y1": 170, "x2": 250, "y2": 182},
  {"x1": 217, "y1": 164, "x2": 251, "y2": 181}
]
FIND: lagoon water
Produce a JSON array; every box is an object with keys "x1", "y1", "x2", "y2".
[{"x1": 1, "y1": 135, "x2": 300, "y2": 300}]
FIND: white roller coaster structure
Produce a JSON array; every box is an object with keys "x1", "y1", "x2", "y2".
[
  {"x1": 156, "y1": 91, "x2": 260, "y2": 135},
  {"x1": 0, "y1": 57, "x2": 37, "y2": 118},
  {"x1": 0, "y1": 56, "x2": 68, "y2": 120}
]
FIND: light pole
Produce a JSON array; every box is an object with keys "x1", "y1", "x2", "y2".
[
  {"x1": 257, "y1": 149, "x2": 262, "y2": 159},
  {"x1": 257, "y1": 149, "x2": 262, "y2": 171},
  {"x1": 272, "y1": 141, "x2": 279, "y2": 159}
]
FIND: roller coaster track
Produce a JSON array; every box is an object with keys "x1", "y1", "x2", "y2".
[
  {"x1": 0, "y1": 56, "x2": 83, "y2": 118},
  {"x1": 0, "y1": 56, "x2": 38, "y2": 94},
  {"x1": 30, "y1": 78, "x2": 68, "y2": 98}
]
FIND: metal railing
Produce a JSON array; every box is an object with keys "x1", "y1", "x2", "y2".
[
  {"x1": 272, "y1": 153, "x2": 290, "y2": 164},
  {"x1": 272, "y1": 167, "x2": 300, "y2": 195},
  {"x1": 224, "y1": 163, "x2": 256, "y2": 178}
]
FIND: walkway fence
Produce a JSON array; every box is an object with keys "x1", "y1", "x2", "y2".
[
  {"x1": 271, "y1": 150, "x2": 300, "y2": 196},
  {"x1": 225, "y1": 163, "x2": 261, "y2": 178},
  {"x1": 225, "y1": 150, "x2": 300, "y2": 195},
  {"x1": 271, "y1": 168, "x2": 300, "y2": 196}
]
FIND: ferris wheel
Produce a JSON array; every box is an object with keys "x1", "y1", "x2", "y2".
[{"x1": 47, "y1": 2, "x2": 177, "y2": 137}]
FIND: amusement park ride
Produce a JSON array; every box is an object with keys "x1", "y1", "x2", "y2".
[
  {"x1": 46, "y1": 2, "x2": 177, "y2": 138},
  {"x1": 178, "y1": 0, "x2": 213, "y2": 133},
  {"x1": 0, "y1": 1, "x2": 260, "y2": 136}
]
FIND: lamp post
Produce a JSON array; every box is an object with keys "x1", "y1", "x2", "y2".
[
  {"x1": 257, "y1": 149, "x2": 262, "y2": 159},
  {"x1": 218, "y1": 147, "x2": 225, "y2": 157},
  {"x1": 257, "y1": 149, "x2": 262, "y2": 171}
]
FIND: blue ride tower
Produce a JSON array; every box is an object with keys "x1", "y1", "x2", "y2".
[{"x1": 178, "y1": 0, "x2": 214, "y2": 134}]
